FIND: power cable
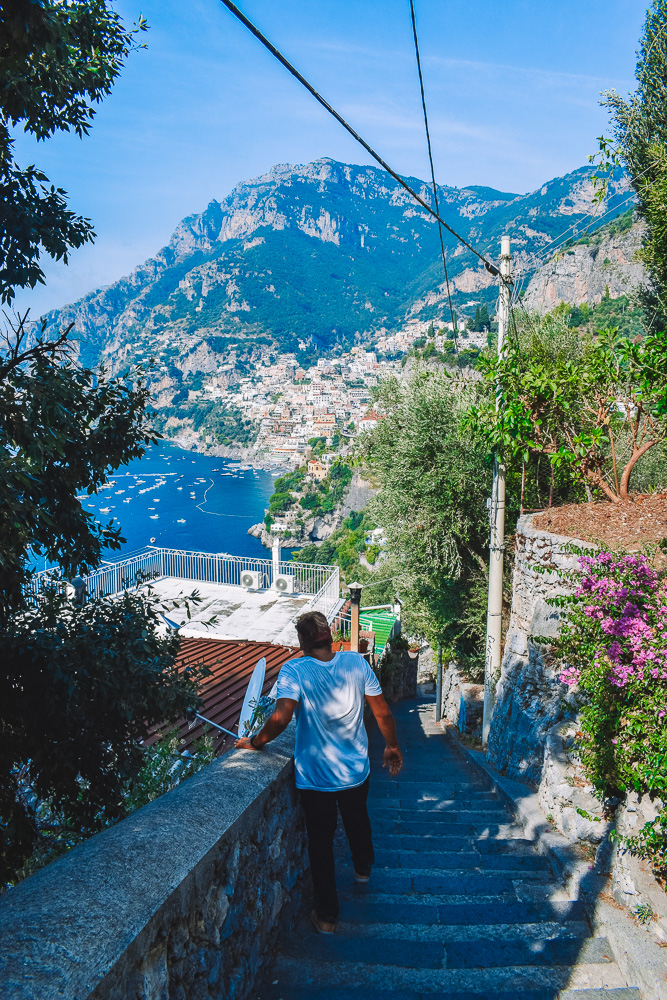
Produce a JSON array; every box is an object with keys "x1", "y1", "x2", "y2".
[
  {"x1": 218, "y1": 0, "x2": 503, "y2": 278},
  {"x1": 508, "y1": 184, "x2": 643, "y2": 307},
  {"x1": 523, "y1": 157, "x2": 656, "y2": 270},
  {"x1": 408, "y1": 0, "x2": 458, "y2": 350}
]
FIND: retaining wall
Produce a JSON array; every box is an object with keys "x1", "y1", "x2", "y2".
[
  {"x1": 487, "y1": 513, "x2": 586, "y2": 783},
  {"x1": 0, "y1": 729, "x2": 306, "y2": 1000},
  {"x1": 439, "y1": 663, "x2": 484, "y2": 736}
]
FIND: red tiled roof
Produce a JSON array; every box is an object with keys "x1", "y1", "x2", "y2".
[{"x1": 147, "y1": 638, "x2": 301, "y2": 755}]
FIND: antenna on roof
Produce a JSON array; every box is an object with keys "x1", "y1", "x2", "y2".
[{"x1": 238, "y1": 656, "x2": 267, "y2": 737}]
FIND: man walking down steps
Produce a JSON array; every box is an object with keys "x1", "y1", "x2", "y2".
[
  {"x1": 253, "y1": 696, "x2": 643, "y2": 1000},
  {"x1": 236, "y1": 609, "x2": 403, "y2": 934}
]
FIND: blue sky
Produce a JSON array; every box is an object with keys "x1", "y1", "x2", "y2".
[{"x1": 12, "y1": 0, "x2": 647, "y2": 316}]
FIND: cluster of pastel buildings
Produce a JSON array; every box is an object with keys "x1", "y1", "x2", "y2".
[{"x1": 200, "y1": 347, "x2": 393, "y2": 464}]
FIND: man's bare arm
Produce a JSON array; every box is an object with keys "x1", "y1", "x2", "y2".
[
  {"x1": 366, "y1": 693, "x2": 403, "y2": 775},
  {"x1": 235, "y1": 698, "x2": 298, "y2": 750}
]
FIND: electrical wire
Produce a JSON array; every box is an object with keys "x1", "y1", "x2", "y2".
[
  {"x1": 218, "y1": 0, "x2": 504, "y2": 278},
  {"x1": 522, "y1": 156, "x2": 657, "y2": 271},
  {"x1": 508, "y1": 183, "x2": 643, "y2": 307},
  {"x1": 408, "y1": 0, "x2": 458, "y2": 349}
]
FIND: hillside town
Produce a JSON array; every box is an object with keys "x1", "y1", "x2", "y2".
[
  {"x1": 170, "y1": 321, "x2": 489, "y2": 464},
  {"x1": 5, "y1": 3, "x2": 667, "y2": 1000}
]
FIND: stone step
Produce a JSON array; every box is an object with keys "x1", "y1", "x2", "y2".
[
  {"x1": 369, "y1": 806, "x2": 511, "y2": 822},
  {"x1": 335, "y1": 864, "x2": 555, "y2": 887},
  {"x1": 342, "y1": 870, "x2": 558, "y2": 897},
  {"x1": 368, "y1": 788, "x2": 501, "y2": 800},
  {"x1": 391, "y1": 819, "x2": 524, "y2": 837},
  {"x1": 338, "y1": 871, "x2": 520, "y2": 896},
  {"x1": 318, "y1": 917, "x2": 594, "y2": 942},
  {"x1": 256, "y1": 985, "x2": 641, "y2": 1000},
  {"x1": 338, "y1": 895, "x2": 590, "y2": 925},
  {"x1": 364, "y1": 850, "x2": 552, "y2": 872},
  {"x1": 378, "y1": 834, "x2": 538, "y2": 853},
  {"x1": 267, "y1": 955, "x2": 628, "y2": 993},
  {"x1": 280, "y1": 932, "x2": 614, "y2": 971},
  {"x1": 513, "y1": 881, "x2": 581, "y2": 903}
]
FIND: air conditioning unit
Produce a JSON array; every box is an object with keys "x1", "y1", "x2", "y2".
[
  {"x1": 273, "y1": 573, "x2": 296, "y2": 594},
  {"x1": 241, "y1": 570, "x2": 263, "y2": 591}
]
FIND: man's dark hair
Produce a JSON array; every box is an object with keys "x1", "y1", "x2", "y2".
[{"x1": 296, "y1": 611, "x2": 332, "y2": 649}]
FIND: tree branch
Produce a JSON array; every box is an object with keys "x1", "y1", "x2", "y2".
[{"x1": 620, "y1": 439, "x2": 659, "y2": 500}]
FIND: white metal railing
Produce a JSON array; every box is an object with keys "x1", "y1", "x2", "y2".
[
  {"x1": 27, "y1": 547, "x2": 339, "y2": 610},
  {"x1": 302, "y1": 564, "x2": 340, "y2": 621}
]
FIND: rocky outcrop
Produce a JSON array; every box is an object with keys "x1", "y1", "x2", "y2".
[
  {"x1": 248, "y1": 522, "x2": 274, "y2": 549},
  {"x1": 487, "y1": 514, "x2": 586, "y2": 783},
  {"x1": 340, "y1": 471, "x2": 378, "y2": 518},
  {"x1": 523, "y1": 219, "x2": 645, "y2": 313}
]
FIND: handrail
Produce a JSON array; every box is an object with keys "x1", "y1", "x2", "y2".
[{"x1": 26, "y1": 547, "x2": 340, "y2": 618}]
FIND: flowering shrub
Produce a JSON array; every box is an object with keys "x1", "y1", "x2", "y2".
[{"x1": 549, "y1": 551, "x2": 667, "y2": 878}]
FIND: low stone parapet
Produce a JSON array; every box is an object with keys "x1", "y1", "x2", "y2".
[{"x1": 0, "y1": 729, "x2": 306, "y2": 1000}]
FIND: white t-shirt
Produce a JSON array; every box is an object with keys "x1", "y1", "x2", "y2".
[{"x1": 276, "y1": 650, "x2": 383, "y2": 791}]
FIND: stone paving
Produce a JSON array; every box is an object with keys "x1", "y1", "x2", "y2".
[{"x1": 255, "y1": 699, "x2": 641, "y2": 1000}]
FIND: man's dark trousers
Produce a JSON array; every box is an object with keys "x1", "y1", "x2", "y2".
[{"x1": 300, "y1": 777, "x2": 374, "y2": 923}]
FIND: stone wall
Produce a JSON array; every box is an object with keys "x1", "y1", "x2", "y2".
[
  {"x1": 440, "y1": 663, "x2": 484, "y2": 737},
  {"x1": 487, "y1": 514, "x2": 587, "y2": 784},
  {"x1": 0, "y1": 729, "x2": 306, "y2": 1000},
  {"x1": 380, "y1": 640, "x2": 418, "y2": 702}
]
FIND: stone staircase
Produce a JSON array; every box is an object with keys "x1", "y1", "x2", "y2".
[{"x1": 256, "y1": 700, "x2": 641, "y2": 1000}]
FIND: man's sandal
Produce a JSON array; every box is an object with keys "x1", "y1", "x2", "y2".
[{"x1": 310, "y1": 909, "x2": 337, "y2": 935}]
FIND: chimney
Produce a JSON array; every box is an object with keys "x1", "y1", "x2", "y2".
[{"x1": 348, "y1": 582, "x2": 363, "y2": 652}]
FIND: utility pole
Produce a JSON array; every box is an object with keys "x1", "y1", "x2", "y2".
[{"x1": 482, "y1": 236, "x2": 511, "y2": 746}]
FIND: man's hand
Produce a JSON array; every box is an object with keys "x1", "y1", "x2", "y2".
[
  {"x1": 235, "y1": 736, "x2": 260, "y2": 750},
  {"x1": 234, "y1": 699, "x2": 298, "y2": 752},
  {"x1": 383, "y1": 745, "x2": 403, "y2": 775},
  {"x1": 366, "y1": 694, "x2": 402, "y2": 775}
]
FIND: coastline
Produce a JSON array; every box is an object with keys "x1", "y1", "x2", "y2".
[
  {"x1": 247, "y1": 471, "x2": 378, "y2": 552},
  {"x1": 169, "y1": 433, "x2": 299, "y2": 473}
]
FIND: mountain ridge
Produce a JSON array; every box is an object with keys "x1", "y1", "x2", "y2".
[{"x1": 43, "y1": 157, "x2": 634, "y2": 372}]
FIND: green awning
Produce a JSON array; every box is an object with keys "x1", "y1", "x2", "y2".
[{"x1": 359, "y1": 610, "x2": 396, "y2": 655}]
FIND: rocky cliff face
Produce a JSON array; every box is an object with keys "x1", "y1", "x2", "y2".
[
  {"x1": 523, "y1": 217, "x2": 645, "y2": 313},
  {"x1": 42, "y1": 159, "x2": 633, "y2": 376}
]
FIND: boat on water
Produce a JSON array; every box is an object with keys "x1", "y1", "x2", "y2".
[
  {"x1": 177, "y1": 519, "x2": 186, "y2": 523},
  {"x1": 99, "y1": 507, "x2": 112, "y2": 513},
  {"x1": 149, "y1": 515, "x2": 159, "y2": 520}
]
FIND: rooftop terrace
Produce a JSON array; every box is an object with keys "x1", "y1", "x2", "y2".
[{"x1": 28, "y1": 545, "x2": 342, "y2": 647}]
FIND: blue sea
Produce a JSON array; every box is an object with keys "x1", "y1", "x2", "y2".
[{"x1": 77, "y1": 443, "x2": 283, "y2": 559}]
